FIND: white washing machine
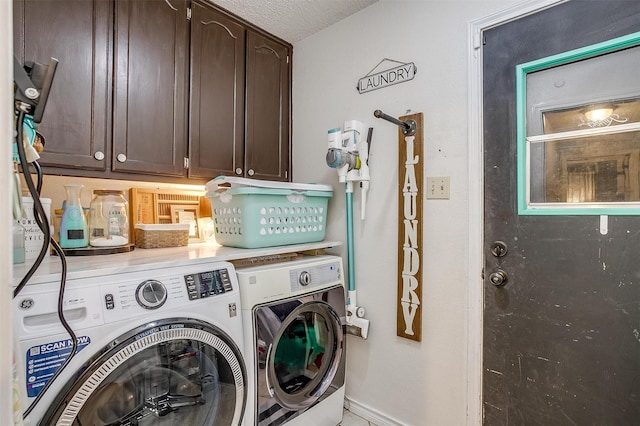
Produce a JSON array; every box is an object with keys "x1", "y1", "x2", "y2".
[
  {"x1": 13, "y1": 261, "x2": 247, "y2": 426},
  {"x1": 236, "y1": 255, "x2": 346, "y2": 426}
]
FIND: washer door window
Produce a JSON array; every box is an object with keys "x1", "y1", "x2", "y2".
[
  {"x1": 262, "y1": 300, "x2": 344, "y2": 410},
  {"x1": 42, "y1": 319, "x2": 245, "y2": 426}
]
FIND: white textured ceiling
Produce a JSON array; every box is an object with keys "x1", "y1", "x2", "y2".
[{"x1": 210, "y1": 0, "x2": 378, "y2": 43}]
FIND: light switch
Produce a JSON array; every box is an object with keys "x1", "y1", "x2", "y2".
[{"x1": 426, "y1": 176, "x2": 450, "y2": 199}]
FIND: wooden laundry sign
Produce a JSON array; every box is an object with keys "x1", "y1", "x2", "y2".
[
  {"x1": 397, "y1": 112, "x2": 423, "y2": 342},
  {"x1": 357, "y1": 59, "x2": 416, "y2": 94}
]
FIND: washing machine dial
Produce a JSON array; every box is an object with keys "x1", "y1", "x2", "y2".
[
  {"x1": 299, "y1": 271, "x2": 312, "y2": 286},
  {"x1": 135, "y1": 280, "x2": 167, "y2": 309}
]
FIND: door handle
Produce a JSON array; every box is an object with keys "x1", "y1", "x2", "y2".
[{"x1": 489, "y1": 269, "x2": 508, "y2": 287}]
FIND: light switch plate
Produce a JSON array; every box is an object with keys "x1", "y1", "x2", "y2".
[{"x1": 426, "y1": 176, "x2": 450, "y2": 199}]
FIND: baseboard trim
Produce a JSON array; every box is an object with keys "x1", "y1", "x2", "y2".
[{"x1": 344, "y1": 396, "x2": 405, "y2": 426}]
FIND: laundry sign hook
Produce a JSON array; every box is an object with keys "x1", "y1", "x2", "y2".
[{"x1": 374, "y1": 109, "x2": 417, "y2": 136}]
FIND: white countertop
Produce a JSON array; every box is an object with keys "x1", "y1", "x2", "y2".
[{"x1": 13, "y1": 240, "x2": 343, "y2": 286}]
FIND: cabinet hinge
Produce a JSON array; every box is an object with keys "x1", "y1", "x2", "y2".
[
  {"x1": 184, "y1": 157, "x2": 189, "y2": 169},
  {"x1": 287, "y1": 55, "x2": 290, "y2": 64},
  {"x1": 187, "y1": 7, "x2": 191, "y2": 20},
  {"x1": 285, "y1": 170, "x2": 288, "y2": 179}
]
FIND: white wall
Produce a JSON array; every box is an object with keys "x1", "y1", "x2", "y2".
[{"x1": 292, "y1": 1, "x2": 515, "y2": 424}]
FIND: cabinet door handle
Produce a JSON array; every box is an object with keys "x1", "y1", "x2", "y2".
[
  {"x1": 116, "y1": 153, "x2": 127, "y2": 163},
  {"x1": 248, "y1": 169, "x2": 255, "y2": 176},
  {"x1": 235, "y1": 168, "x2": 243, "y2": 175},
  {"x1": 94, "y1": 151, "x2": 105, "y2": 161}
]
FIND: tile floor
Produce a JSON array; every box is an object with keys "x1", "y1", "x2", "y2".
[{"x1": 340, "y1": 409, "x2": 377, "y2": 426}]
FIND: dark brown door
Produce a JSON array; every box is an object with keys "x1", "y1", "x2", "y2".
[
  {"x1": 483, "y1": 2, "x2": 640, "y2": 425},
  {"x1": 188, "y1": 1, "x2": 246, "y2": 179},
  {"x1": 13, "y1": 0, "x2": 111, "y2": 171},
  {"x1": 113, "y1": 0, "x2": 189, "y2": 177},
  {"x1": 245, "y1": 31, "x2": 291, "y2": 182}
]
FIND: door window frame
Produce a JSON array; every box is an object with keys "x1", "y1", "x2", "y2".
[{"x1": 516, "y1": 31, "x2": 640, "y2": 215}]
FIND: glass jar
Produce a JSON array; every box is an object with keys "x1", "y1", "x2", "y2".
[{"x1": 89, "y1": 190, "x2": 129, "y2": 247}]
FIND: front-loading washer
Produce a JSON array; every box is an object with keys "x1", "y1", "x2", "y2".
[
  {"x1": 236, "y1": 255, "x2": 346, "y2": 426},
  {"x1": 13, "y1": 261, "x2": 247, "y2": 425}
]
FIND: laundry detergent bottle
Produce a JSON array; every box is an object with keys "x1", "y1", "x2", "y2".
[{"x1": 59, "y1": 184, "x2": 88, "y2": 248}]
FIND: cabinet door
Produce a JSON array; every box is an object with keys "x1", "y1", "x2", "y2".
[
  {"x1": 113, "y1": 0, "x2": 189, "y2": 176},
  {"x1": 245, "y1": 31, "x2": 291, "y2": 181},
  {"x1": 13, "y1": 0, "x2": 111, "y2": 171},
  {"x1": 189, "y1": 1, "x2": 246, "y2": 179}
]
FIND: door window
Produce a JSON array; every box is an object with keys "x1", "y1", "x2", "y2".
[{"x1": 517, "y1": 32, "x2": 640, "y2": 214}]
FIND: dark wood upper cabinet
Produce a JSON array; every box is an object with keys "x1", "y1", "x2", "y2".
[
  {"x1": 245, "y1": 31, "x2": 291, "y2": 181},
  {"x1": 14, "y1": 0, "x2": 291, "y2": 183},
  {"x1": 13, "y1": 0, "x2": 112, "y2": 171},
  {"x1": 113, "y1": 0, "x2": 189, "y2": 177},
  {"x1": 191, "y1": 2, "x2": 291, "y2": 181},
  {"x1": 189, "y1": 1, "x2": 246, "y2": 179}
]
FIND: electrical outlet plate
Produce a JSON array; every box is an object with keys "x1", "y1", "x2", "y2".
[{"x1": 426, "y1": 176, "x2": 450, "y2": 199}]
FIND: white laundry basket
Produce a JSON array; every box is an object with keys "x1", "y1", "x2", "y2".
[{"x1": 205, "y1": 176, "x2": 333, "y2": 249}]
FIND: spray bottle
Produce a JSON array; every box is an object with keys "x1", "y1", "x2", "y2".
[{"x1": 59, "y1": 184, "x2": 88, "y2": 248}]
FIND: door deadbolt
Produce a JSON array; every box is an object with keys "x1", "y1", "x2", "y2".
[
  {"x1": 490, "y1": 241, "x2": 508, "y2": 257},
  {"x1": 489, "y1": 270, "x2": 508, "y2": 287}
]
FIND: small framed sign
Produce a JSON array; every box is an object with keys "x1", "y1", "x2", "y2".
[{"x1": 170, "y1": 204, "x2": 200, "y2": 240}]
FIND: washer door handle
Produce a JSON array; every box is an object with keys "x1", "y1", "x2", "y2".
[{"x1": 265, "y1": 343, "x2": 275, "y2": 397}]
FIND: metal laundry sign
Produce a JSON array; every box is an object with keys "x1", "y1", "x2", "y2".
[{"x1": 357, "y1": 59, "x2": 417, "y2": 94}]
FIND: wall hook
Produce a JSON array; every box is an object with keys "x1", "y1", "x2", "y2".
[{"x1": 373, "y1": 110, "x2": 417, "y2": 136}]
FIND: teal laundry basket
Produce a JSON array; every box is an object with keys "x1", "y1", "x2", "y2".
[{"x1": 206, "y1": 177, "x2": 333, "y2": 249}]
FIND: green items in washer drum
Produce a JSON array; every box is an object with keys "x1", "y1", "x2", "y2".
[{"x1": 274, "y1": 316, "x2": 326, "y2": 392}]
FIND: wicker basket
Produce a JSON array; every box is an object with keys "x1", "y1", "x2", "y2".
[{"x1": 134, "y1": 224, "x2": 190, "y2": 248}]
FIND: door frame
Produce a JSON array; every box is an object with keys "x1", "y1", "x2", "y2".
[{"x1": 466, "y1": 1, "x2": 567, "y2": 424}]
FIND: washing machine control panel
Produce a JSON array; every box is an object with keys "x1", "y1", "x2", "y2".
[
  {"x1": 184, "y1": 269, "x2": 234, "y2": 300},
  {"x1": 289, "y1": 260, "x2": 342, "y2": 292},
  {"x1": 99, "y1": 264, "x2": 237, "y2": 320}
]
